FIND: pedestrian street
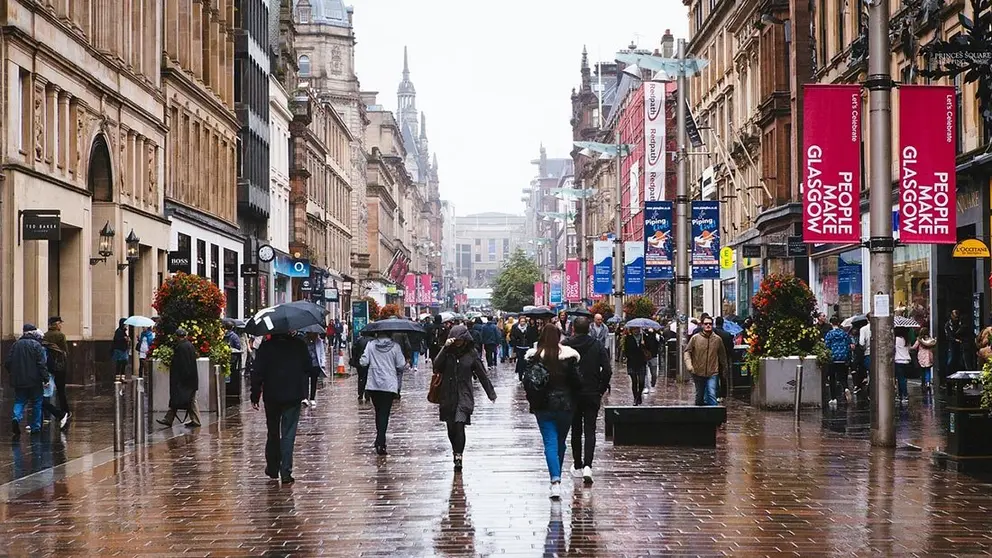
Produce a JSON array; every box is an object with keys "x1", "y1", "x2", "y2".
[{"x1": 2, "y1": 362, "x2": 992, "y2": 556}]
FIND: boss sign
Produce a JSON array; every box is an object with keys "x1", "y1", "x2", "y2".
[
  {"x1": 802, "y1": 85, "x2": 862, "y2": 244},
  {"x1": 899, "y1": 85, "x2": 956, "y2": 244}
]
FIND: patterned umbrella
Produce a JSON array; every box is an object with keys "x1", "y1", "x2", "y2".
[{"x1": 893, "y1": 315, "x2": 921, "y2": 329}]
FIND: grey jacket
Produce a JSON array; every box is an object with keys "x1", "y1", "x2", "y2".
[
  {"x1": 589, "y1": 323, "x2": 609, "y2": 346},
  {"x1": 359, "y1": 338, "x2": 406, "y2": 394}
]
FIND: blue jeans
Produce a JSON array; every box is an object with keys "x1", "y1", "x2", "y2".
[
  {"x1": 411, "y1": 351, "x2": 420, "y2": 368},
  {"x1": 693, "y1": 375, "x2": 718, "y2": 406},
  {"x1": 922, "y1": 366, "x2": 932, "y2": 385},
  {"x1": 264, "y1": 402, "x2": 301, "y2": 478},
  {"x1": 535, "y1": 410, "x2": 573, "y2": 482},
  {"x1": 896, "y1": 362, "x2": 910, "y2": 399},
  {"x1": 12, "y1": 388, "x2": 44, "y2": 431}
]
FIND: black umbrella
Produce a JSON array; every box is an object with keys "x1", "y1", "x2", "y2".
[
  {"x1": 522, "y1": 307, "x2": 556, "y2": 319},
  {"x1": 298, "y1": 323, "x2": 326, "y2": 334},
  {"x1": 565, "y1": 306, "x2": 593, "y2": 318},
  {"x1": 245, "y1": 300, "x2": 328, "y2": 336},
  {"x1": 361, "y1": 317, "x2": 427, "y2": 337}
]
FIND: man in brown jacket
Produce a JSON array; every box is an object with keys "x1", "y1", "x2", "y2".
[{"x1": 683, "y1": 315, "x2": 728, "y2": 406}]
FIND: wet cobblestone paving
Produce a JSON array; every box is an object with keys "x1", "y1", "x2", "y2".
[{"x1": 2, "y1": 362, "x2": 992, "y2": 556}]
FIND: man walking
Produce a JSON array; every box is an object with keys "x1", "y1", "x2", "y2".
[
  {"x1": 43, "y1": 316, "x2": 71, "y2": 420},
  {"x1": 6, "y1": 324, "x2": 50, "y2": 439},
  {"x1": 509, "y1": 316, "x2": 531, "y2": 380},
  {"x1": 563, "y1": 317, "x2": 612, "y2": 485},
  {"x1": 589, "y1": 314, "x2": 609, "y2": 356},
  {"x1": 481, "y1": 318, "x2": 500, "y2": 370},
  {"x1": 945, "y1": 309, "x2": 966, "y2": 378},
  {"x1": 251, "y1": 332, "x2": 312, "y2": 484},
  {"x1": 683, "y1": 316, "x2": 728, "y2": 406},
  {"x1": 157, "y1": 329, "x2": 201, "y2": 428},
  {"x1": 824, "y1": 316, "x2": 854, "y2": 407}
]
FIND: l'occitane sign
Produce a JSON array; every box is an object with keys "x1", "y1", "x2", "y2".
[{"x1": 952, "y1": 238, "x2": 990, "y2": 258}]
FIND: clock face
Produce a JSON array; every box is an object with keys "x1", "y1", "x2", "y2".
[{"x1": 258, "y1": 245, "x2": 275, "y2": 263}]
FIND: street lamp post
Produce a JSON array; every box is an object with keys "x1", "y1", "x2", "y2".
[
  {"x1": 613, "y1": 128, "x2": 624, "y2": 320},
  {"x1": 867, "y1": 0, "x2": 895, "y2": 447},
  {"x1": 675, "y1": 39, "x2": 691, "y2": 380}
]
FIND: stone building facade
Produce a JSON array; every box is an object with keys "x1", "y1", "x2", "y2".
[{"x1": 0, "y1": 0, "x2": 171, "y2": 382}]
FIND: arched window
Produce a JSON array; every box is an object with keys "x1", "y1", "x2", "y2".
[
  {"x1": 299, "y1": 55, "x2": 311, "y2": 77},
  {"x1": 88, "y1": 135, "x2": 113, "y2": 202}
]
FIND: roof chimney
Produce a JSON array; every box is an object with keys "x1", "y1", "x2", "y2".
[{"x1": 662, "y1": 29, "x2": 675, "y2": 58}]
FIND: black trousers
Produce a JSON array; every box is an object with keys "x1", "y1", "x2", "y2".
[
  {"x1": 484, "y1": 345, "x2": 498, "y2": 367},
  {"x1": 827, "y1": 361, "x2": 848, "y2": 401},
  {"x1": 446, "y1": 421, "x2": 466, "y2": 454},
  {"x1": 52, "y1": 368, "x2": 69, "y2": 414},
  {"x1": 368, "y1": 391, "x2": 394, "y2": 448},
  {"x1": 629, "y1": 369, "x2": 646, "y2": 405},
  {"x1": 571, "y1": 396, "x2": 600, "y2": 469},
  {"x1": 357, "y1": 366, "x2": 369, "y2": 398},
  {"x1": 309, "y1": 373, "x2": 318, "y2": 400},
  {"x1": 515, "y1": 348, "x2": 528, "y2": 378}
]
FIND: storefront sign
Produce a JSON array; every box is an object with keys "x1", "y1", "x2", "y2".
[
  {"x1": 719, "y1": 247, "x2": 734, "y2": 269},
  {"x1": 533, "y1": 282, "x2": 545, "y2": 306},
  {"x1": 240, "y1": 263, "x2": 258, "y2": 277},
  {"x1": 21, "y1": 210, "x2": 61, "y2": 241},
  {"x1": 593, "y1": 241, "x2": 614, "y2": 294},
  {"x1": 899, "y1": 85, "x2": 956, "y2": 244},
  {"x1": 273, "y1": 255, "x2": 310, "y2": 278},
  {"x1": 624, "y1": 241, "x2": 645, "y2": 295},
  {"x1": 741, "y1": 245, "x2": 761, "y2": 259},
  {"x1": 549, "y1": 270, "x2": 563, "y2": 304},
  {"x1": 300, "y1": 278, "x2": 312, "y2": 292},
  {"x1": 644, "y1": 201, "x2": 673, "y2": 279},
  {"x1": 691, "y1": 201, "x2": 720, "y2": 279},
  {"x1": 564, "y1": 259, "x2": 581, "y2": 302},
  {"x1": 351, "y1": 300, "x2": 368, "y2": 342},
  {"x1": 787, "y1": 236, "x2": 807, "y2": 257},
  {"x1": 325, "y1": 288, "x2": 339, "y2": 302},
  {"x1": 952, "y1": 238, "x2": 990, "y2": 258},
  {"x1": 644, "y1": 82, "x2": 667, "y2": 202},
  {"x1": 168, "y1": 251, "x2": 192, "y2": 273},
  {"x1": 802, "y1": 84, "x2": 862, "y2": 244}
]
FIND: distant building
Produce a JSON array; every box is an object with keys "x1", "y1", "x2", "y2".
[{"x1": 454, "y1": 213, "x2": 528, "y2": 288}]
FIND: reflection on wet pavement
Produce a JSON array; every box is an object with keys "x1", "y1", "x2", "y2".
[{"x1": 1, "y1": 364, "x2": 991, "y2": 555}]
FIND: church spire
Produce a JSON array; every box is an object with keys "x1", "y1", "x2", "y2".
[
  {"x1": 420, "y1": 112, "x2": 427, "y2": 139},
  {"x1": 403, "y1": 45, "x2": 410, "y2": 80}
]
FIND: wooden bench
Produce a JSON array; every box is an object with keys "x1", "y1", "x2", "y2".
[{"x1": 605, "y1": 405, "x2": 727, "y2": 447}]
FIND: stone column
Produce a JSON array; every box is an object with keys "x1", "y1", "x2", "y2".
[{"x1": 58, "y1": 91, "x2": 69, "y2": 172}]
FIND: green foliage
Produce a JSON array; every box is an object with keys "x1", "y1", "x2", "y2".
[
  {"x1": 623, "y1": 296, "x2": 657, "y2": 319},
  {"x1": 491, "y1": 248, "x2": 542, "y2": 312},
  {"x1": 983, "y1": 359, "x2": 992, "y2": 409},
  {"x1": 150, "y1": 273, "x2": 231, "y2": 377},
  {"x1": 744, "y1": 273, "x2": 829, "y2": 379}
]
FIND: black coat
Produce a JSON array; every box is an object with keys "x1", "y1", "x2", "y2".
[
  {"x1": 562, "y1": 334, "x2": 613, "y2": 398},
  {"x1": 525, "y1": 325, "x2": 540, "y2": 347},
  {"x1": 524, "y1": 345, "x2": 582, "y2": 414},
  {"x1": 624, "y1": 334, "x2": 649, "y2": 370},
  {"x1": 5, "y1": 336, "x2": 49, "y2": 391},
  {"x1": 251, "y1": 335, "x2": 311, "y2": 405},
  {"x1": 435, "y1": 344, "x2": 496, "y2": 424},
  {"x1": 643, "y1": 332, "x2": 660, "y2": 358},
  {"x1": 714, "y1": 327, "x2": 735, "y2": 361},
  {"x1": 169, "y1": 339, "x2": 199, "y2": 410},
  {"x1": 509, "y1": 325, "x2": 530, "y2": 348}
]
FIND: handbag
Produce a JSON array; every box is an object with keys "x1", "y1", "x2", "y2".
[{"x1": 427, "y1": 372, "x2": 443, "y2": 404}]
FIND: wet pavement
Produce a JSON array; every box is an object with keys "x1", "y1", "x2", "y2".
[{"x1": 1, "y1": 362, "x2": 991, "y2": 556}]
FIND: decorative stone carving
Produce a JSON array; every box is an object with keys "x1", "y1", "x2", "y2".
[
  {"x1": 119, "y1": 130, "x2": 128, "y2": 194},
  {"x1": 75, "y1": 105, "x2": 86, "y2": 175},
  {"x1": 332, "y1": 47, "x2": 342, "y2": 75},
  {"x1": 148, "y1": 143, "x2": 156, "y2": 196},
  {"x1": 34, "y1": 83, "x2": 44, "y2": 160}
]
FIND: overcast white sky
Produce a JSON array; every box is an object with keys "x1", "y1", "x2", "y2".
[{"x1": 351, "y1": 1, "x2": 688, "y2": 217}]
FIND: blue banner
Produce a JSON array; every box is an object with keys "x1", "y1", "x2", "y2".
[
  {"x1": 644, "y1": 201, "x2": 673, "y2": 279},
  {"x1": 549, "y1": 270, "x2": 563, "y2": 304},
  {"x1": 351, "y1": 300, "x2": 369, "y2": 342},
  {"x1": 624, "y1": 241, "x2": 645, "y2": 295},
  {"x1": 691, "y1": 201, "x2": 720, "y2": 279},
  {"x1": 593, "y1": 241, "x2": 613, "y2": 295}
]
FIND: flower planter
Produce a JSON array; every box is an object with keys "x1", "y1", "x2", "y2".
[
  {"x1": 150, "y1": 358, "x2": 222, "y2": 413},
  {"x1": 751, "y1": 357, "x2": 822, "y2": 410}
]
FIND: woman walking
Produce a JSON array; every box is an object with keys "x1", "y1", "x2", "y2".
[
  {"x1": 111, "y1": 318, "x2": 130, "y2": 377},
  {"x1": 359, "y1": 332, "x2": 407, "y2": 455},
  {"x1": 523, "y1": 324, "x2": 580, "y2": 500},
  {"x1": 435, "y1": 325, "x2": 497, "y2": 472},
  {"x1": 913, "y1": 327, "x2": 937, "y2": 392},
  {"x1": 624, "y1": 328, "x2": 649, "y2": 405}
]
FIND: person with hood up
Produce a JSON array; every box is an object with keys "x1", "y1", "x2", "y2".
[
  {"x1": 480, "y1": 318, "x2": 501, "y2": 370},
  {"x1": 359, "y1": 332, "x2": 407, "y2": 455},
  {"x1": 251, "y1": 332, "x2": 312, "y2": 484},
  {"x1": 156, "y1": 328, "x2": 202, "y2": 428},
  {"x1": 434, "y1": 325, "x2": 497, "y2": 472},
  {"x1": 111, "y1": 318, "x2": 130, "y2": 377},
  {"x1": 562, "y1": 317, "x2": 612, "y2": 485},
  {"x1": 523, "y1": 324, "x2": 582, "y2": 500},
  {"x1": 6, "y1": 324, "x2": 50, "y2": 438}
]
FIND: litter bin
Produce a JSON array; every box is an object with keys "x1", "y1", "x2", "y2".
[
  {"x1": 666, "y1": 339, "x2": 678, "y2": 377},
  {"x1": 939, "y1": 371, "x2": 992, "y2": 473},
  {"x1": 729, "y1": 345, "x2": 751, "y2": 394}
]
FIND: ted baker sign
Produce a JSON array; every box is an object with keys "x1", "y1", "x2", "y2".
[
  {"x1": 802, "y1": 84, "x2": 862, "y2": 244},
  {"x1": 899, "y1": 85, "x2": 956, "y2": 244}
]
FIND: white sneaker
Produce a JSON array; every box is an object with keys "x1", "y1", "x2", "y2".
[
  {"x1": 844, "y1": 389, "x2": 852, "y2": 403},
  {"x1": 582, "y1": 466, "x2": 593, "y2": 484},
  {"x1": 828, "y1": 399, "x2": 838, "y2": 408},
  {"x1": 309, "y1": 400, "x2": 317, "y2": 409},
  {"x1": 549, "y1": 482, "x2": 561, "y2": 500},
  {"x1": 571, "y1": 467, "x2": 584, "y2": 478},
  {"x1": 60, "y1": 412, "x2": 71, "y2": 429},
  {"x1": 301, "y1": 399, "x2": 311, "y2": 407}
]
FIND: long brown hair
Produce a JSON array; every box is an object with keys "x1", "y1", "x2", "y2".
[{"x1": 537, "y1": 324, "x2": 561, "y2": 374}]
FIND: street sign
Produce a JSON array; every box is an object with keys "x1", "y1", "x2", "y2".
[
  {"x1": 240, "y1": 263, "x2": 258, "y2": 277},
  {"x1": 21, "y1": 210, "x2": 61, "y2": 241}
]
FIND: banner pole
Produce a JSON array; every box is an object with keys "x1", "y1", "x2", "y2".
[{"x1": 675, "y1": 39, "x2": 691, "y2": 380}]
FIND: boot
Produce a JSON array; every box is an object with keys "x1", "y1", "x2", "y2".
[{"x1": 453, "y1": 454, "x2": 463, "y2": 472}]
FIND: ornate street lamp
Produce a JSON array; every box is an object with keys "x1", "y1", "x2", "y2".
[
  {"x1": 118, "y1": 229, "x2": 140, "y2": 273},
  {"x1": 90, "y1": 221, "x2": 115, "y2": 265}
]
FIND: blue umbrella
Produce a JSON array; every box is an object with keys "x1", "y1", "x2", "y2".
[
  {"x1": 722, "y1": 320, "x2": 743, "y2": 336},
  {"x1": 625, "y1": 318, "x2": 662, "y2": 329}
]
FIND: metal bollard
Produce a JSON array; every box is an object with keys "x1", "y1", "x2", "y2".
[
  {"x1": 113, "y1": 375, "x2": 124, "y2": 453},
  {"x1": 133, "y1": 376, "x2": 146, "y2": 446},
  {"x1": 214, "y1": 365, "x2": 225, "y2": 421},
  {"x1": 794, "y1": 362, "x2": 804, "y2": 421}
]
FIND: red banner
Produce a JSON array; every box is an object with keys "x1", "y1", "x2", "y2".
[
  {"x1": 534, "y1": 282, "x2": 545, "y2": 306},
  {"x1": 418, "y1": 274, "x2": 432, "y2": 305},
  {"x1": 564, "y1": 260, "x2": 581, "y2": 302},
  {"x1": 802, "y1": 84, "x2": 862, "y2": 243},
  {"x1": 404, "y1": 273, "x2": 416, "y2": 306},
  {"x1": 899, "y1": 85, "x2": 956, "y2": 244}
]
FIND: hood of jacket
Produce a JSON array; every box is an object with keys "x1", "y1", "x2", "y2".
[
  {"x1": 525, "y1": 344, "x2": 580, "y2": 362},
  {"x1": 562, "y1": 334, "x2": 598, "y2": 353},
  {"x1": 373, "y1": 338, "x2": 397, "y2": 352},
  {"x1": 448, "y1": 325, "x2": 474, "y2": 343}
]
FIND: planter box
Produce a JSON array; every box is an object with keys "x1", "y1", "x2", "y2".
[
  {"x1": 751, "y1": 357, "x2": 822, "y2": 410},
  {"x1": 151, "y1": 358, "x2": 223, "y2": 413}
]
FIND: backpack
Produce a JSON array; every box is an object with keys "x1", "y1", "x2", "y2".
[
  {"x1": 522, "y1": 357, "x2": 551, "y2": 409},
  {"x1": 44, "y1": 342, "x2": 67, "y2": 373}
]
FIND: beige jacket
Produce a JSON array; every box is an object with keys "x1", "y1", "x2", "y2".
[{"x1": 683, "y1": 332, "x2": 729, "y2": 378}]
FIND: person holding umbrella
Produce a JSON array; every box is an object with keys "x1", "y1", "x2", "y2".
[
  {"x1": 359, "y1": 331, "x2": 407, "y2": 456},
  {"x1": 434, "y1": 325, "x2": 497, "y2": 472}
]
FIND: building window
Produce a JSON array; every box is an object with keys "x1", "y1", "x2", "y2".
[
  {"x1": 297, "y1": 5, "x2": 311, "y2": 23},
  {"x1": 197, "y1": 239, "x2": 207, "y2": 277},
  {"x1": 210, "y1": 244, "x2": 220, "y2": 285},
  {"x1": 955, "y1": 73, "x2": 964, "y2": 154},
  {"x1": 299, "y1": 55, "x2": 311, "y2": 77},
  {"x1": 475, "y1": 253, "x2": 481, "y2": 263},
  {"x1": 503, "y1": 238, "x2": 510, "y2": 256}
]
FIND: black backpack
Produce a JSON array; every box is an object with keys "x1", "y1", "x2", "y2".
[
  {"x1": 522, "y1": 358, "x2": 550, "y2": 409},
  {"x1": 44, "y1": 342, "x2": 67, "y2": 373}
]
